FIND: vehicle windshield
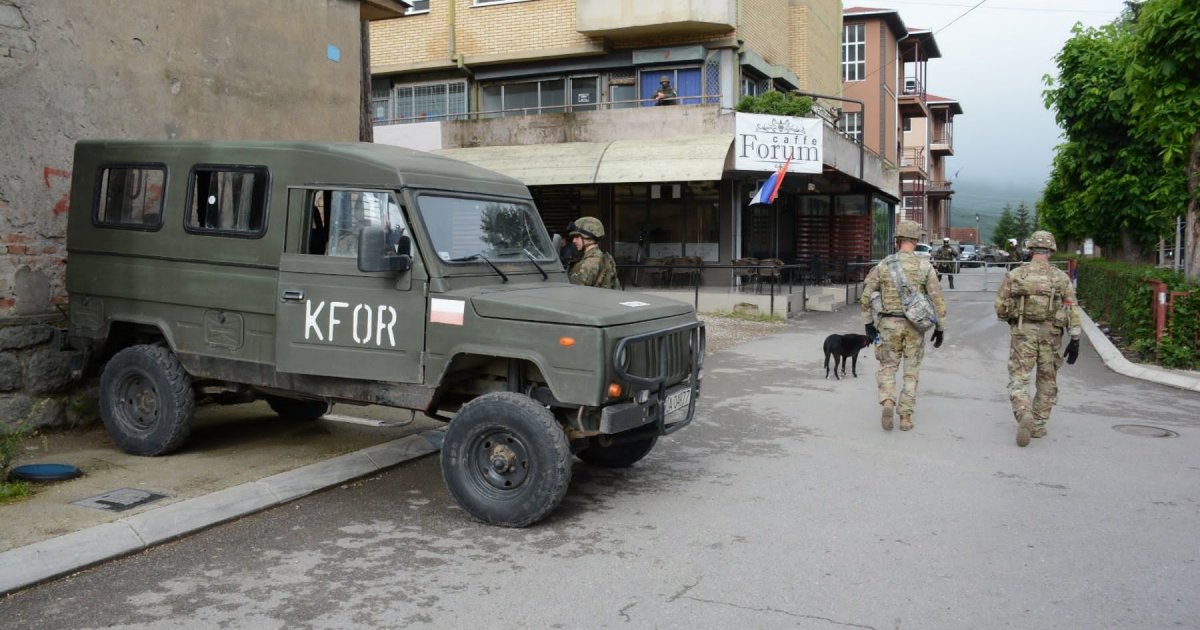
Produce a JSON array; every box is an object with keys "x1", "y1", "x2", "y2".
[{"x1": 417, "y1": 195, "x2": 556, "y2": 264}]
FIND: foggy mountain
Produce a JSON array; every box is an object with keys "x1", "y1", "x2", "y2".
[{"x1": 949, "y1": 178, "x2": 1045, "y2": 243}]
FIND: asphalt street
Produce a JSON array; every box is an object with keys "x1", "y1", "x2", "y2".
[{"x1": 3, "y1": 284, "x2": 1199, "y2": 629}]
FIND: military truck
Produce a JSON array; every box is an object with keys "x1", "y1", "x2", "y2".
[{"x1": 63, "y1": 140, "x2": 704, "y2": 527}]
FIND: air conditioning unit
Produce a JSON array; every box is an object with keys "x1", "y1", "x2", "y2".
[{"x1": 903, "y1": 78, "x2": 916, "y2": 94}]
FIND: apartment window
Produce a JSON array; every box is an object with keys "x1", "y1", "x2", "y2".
[
  {"x1": 839, "y1": 111, "x2": 863, "y2": 144},
  {"x1": 406, "y1": 0, "x2": 429, "y2": 13},
  {"x1": 186, "y1": 166, "x2": 269, "y2": 236},
  {"x1": 482, "y1": 76, "x2": 597, "y2": 116},
  {"x1": 902, "y1": 117, "x2": 912, "y2": 132},
  {"x1": 386, "y1": 80, "x2": 467, "y2": 124},
  {"x1": 473, "y1": 0, "x2": 530, "y2": 5},
  {"x1": 842, "y1": 24, "x2": 865, "y2": 82},
  {"x1": 95, "y1": 165, "x2": 166, "y2": 229},
  {"x1": 640, "y1": 67, "x2": 702, "y2": 106}
]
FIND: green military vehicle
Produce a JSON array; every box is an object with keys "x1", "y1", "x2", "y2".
[{"x1": 63, "y1": 140, "x2": 705, "y2": 527}]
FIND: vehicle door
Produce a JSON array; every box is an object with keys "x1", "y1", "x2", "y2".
[{"x1": 275, "y1": 188, "x2": 426, "y2": 382}]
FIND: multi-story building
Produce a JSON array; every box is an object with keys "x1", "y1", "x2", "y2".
[
  {"x1": 841, "y1": 7, "x2": 960, "y2": 242},
  {"x1": 369, "y1": 0, "x2": 903, "y2": 294}
]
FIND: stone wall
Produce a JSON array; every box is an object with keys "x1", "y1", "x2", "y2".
[{"x1": 0, "y1": 315, "x2": 96, "y2": 432}]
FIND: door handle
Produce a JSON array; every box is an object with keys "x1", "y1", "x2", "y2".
[{"x1": 281, "y1": 290, "x2": 304, "y2": 302}]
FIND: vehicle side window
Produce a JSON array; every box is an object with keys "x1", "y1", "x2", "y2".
[
  {"x1": 305, "y1": 190, "x2": 406, "y2": 257},
  {"x1": 185, "y1": 165, "x2": 269, "y2": 236},
  {"x1": 94, "y1": 165, "x2": 166, "y2": 229}
]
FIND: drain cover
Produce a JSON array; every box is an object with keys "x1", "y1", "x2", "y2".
[
  {"x1": 72, "y1": 488, "x2": 169, "y2": 512},
  {"x1": 1113, "y1": 424, "x2": 1179, "y2": 438}
]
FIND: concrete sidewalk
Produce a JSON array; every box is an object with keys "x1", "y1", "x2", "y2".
[{"x1": 1, "y1": 295, "x2": 1196, "y2": 596}]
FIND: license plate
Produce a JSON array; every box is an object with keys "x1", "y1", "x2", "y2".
[{"x1": 664, "y1": 387, "x2": 691, "y2": 416}]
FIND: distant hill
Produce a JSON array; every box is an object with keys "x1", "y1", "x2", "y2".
[{"x1": 949, "y1": 179, "x2": 1044, "y2": 243}]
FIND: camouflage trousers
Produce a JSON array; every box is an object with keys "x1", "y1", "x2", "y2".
[
  {"x1": 874, "y1": 317, "x2": 926, "y2": 415},
  {"x1": 1007, "y1": 321, "x2": 1064, "y2": 429}
]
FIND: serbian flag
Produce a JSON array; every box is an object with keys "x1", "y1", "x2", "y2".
[{"x1": 748, "y1": 157, "x2": 791, "y2": 205}]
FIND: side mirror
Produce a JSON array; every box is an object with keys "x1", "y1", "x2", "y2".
[{"x1": 358, "y1": 226, "x2": 412, "y2": 273}]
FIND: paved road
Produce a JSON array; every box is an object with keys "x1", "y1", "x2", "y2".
[{"x1": 4, "y1": 290, "x2": 1199, "y2": 629}]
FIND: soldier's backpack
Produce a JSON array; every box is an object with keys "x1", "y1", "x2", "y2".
[{"x1": 886, "y1": 256, "x2": 939, "y2": 332}]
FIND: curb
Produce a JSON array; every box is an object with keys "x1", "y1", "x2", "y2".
[
  {"x1": 0, "y1": 430, "x2": 443, "y2": 596},
  {"x1": 1079, "y1": 308, "x2": 1200, "y2": 393}
]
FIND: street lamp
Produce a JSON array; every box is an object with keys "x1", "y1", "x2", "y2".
[{"x1": 975, "y1": 214, "x2": 981, "y2": 246}]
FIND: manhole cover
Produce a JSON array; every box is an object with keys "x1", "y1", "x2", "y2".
[{"x1": 1113, "y1": 424, "x2": 1179, "y2": 438}]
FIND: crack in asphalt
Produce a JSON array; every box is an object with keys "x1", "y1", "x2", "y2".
[{"x1": 677, "y1": 594, "x2": 879, "y2": 629}]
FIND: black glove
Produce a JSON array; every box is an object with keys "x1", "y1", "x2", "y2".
[
  {"x1": 1064, "y1": 338, "x2": 1079, "y2": 364},
  {"x1": 931, "y1": 329, "x2": 944, "y2": 348},
  {"x1": 865, "y1": 323, "x2": 879, "y2": 341}
]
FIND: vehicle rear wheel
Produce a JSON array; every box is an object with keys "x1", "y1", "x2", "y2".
[
  {"x1": 100, "y1": 344, "x2": 195, "y2": 456},
  {"x1": 266, "y1": 396, "x2": 331, "y2": 422},
  {"x1": 577, "y1": 436, "x2": 658, "y2": 468},
  {"x1": 441, "y1": 392, "x2": 571, "y2": 527}
]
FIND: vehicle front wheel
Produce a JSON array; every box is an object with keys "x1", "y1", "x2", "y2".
[
  {"x1": 441, "y1": 392, "x2": 571, "y2": 527},
  {"x1": 100, "y1": 344, "x2": 195, "y2": 456},
  {"x1": 266, "y1": 396, "x2": 331, "y2": 422},
  {"x1": 577, "y1": 436, "x2": 658, "y2": 468}
]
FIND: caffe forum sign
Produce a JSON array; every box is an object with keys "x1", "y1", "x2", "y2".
[{"x1": 734, "y1": 112, "x2": 823, "y2": 174}]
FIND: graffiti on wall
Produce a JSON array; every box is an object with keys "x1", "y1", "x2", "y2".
[{"x1": 43, "y1": 167, "x2": 71, "y2": 215}]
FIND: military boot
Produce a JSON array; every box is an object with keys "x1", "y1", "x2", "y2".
[
  {"x1": 899, "y1": 415, "x2": 913, "y2": 431},
  {"x1": 1016, "y1": 412, "x2": 1034, "y2": 447},
  {"x1": 1031, "y1": 426, "x2": 1047, "y2": 438},
  {"x1": 881, "y1": 401, "x2": 895, "y2": 431}
]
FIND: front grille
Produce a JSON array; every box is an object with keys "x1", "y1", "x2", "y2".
[{"x1": 614, "y1": 322, "x2": 705, "y2": 388}]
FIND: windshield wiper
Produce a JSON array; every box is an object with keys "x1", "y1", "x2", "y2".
[
  {"x1": 448, "y1": 253, "x2": 508, "y2": 282},
  {"x1": 520, "y1": 249, "x2": 549, "y2": 281}
]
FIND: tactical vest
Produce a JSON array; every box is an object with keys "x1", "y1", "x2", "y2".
[{"x1": 1006, "y1": 264, "x2": 1066, "y2": 325}]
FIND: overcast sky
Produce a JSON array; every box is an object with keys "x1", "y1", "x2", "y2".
[{"x1": 858, "y1": 0, "x2": 1128, "y2": 201}]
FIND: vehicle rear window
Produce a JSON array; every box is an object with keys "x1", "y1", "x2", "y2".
[
  {"x1": 185, "y1": 165, "x2": 269, "y2": 236},
  {"x1": 95, "y1": 165, "x2": 167, "y2": 229}
]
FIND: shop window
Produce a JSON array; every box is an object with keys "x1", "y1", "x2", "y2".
[
  {"x1": 481, "y1": 76, "x2": 597, "y2": 116},
  {"x1": 379, "y1": 80, "x2": 467, "y2": 124},
  {"x1": 613, "y1": 182, "x2": 720, "y2": 262}
]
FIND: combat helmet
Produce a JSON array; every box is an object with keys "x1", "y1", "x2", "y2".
[
  {"x1": 895, "y1": 220, "x2": 921, "y2": 241},
  {"x1": 570, "y1": 216, "x2": 605, "y2": 239},
  {"x1": 1028, "y1": 230, "x2": 1056, "y2": 251}
]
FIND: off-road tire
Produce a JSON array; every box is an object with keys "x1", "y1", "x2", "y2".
[
  {"x1": 266, "y1": 396, "x2": 331, "y2": 422},
  {"x1": 441, "y1": 392, "x2": 570, "y2": 527},
  {"x1": 577, "y1": 436, "x2": 658, "y2": 468},
  {"x1": 100, "y1": 344, "x2": 195, "y2": 456}
]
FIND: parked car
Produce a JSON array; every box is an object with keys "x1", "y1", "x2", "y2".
[
  {"x1": 914, "y1": 242, "x2": 933, "y2": 258},
  {"x1": 957, "y1": 244, "x2": 978, "y2": 267}
]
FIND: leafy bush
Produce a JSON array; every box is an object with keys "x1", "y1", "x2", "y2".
[
  {"x1": 1075, "y1": 257, "x2": 1197, "y2": 369},
  {"x1": 735, "y1": 91, "x2": 815, "y2": 117}
]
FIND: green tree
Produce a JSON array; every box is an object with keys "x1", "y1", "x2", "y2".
[
  {"x1": 1013, "y1": 201, "x2": 1034, "y2": 241},
  {"x1": 1041, "y1": 0, "x2": 1197, "y2": 268},
  {"x1": 992, "y1": 204, "x2": 1017, "y2": 247},
  {"x1": 1124, "y1": 0, "x2": 1200, "y2": 280}
]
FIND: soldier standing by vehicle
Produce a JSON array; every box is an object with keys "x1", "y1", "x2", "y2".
[
  {"x1": 994, "y1": 230, "x2": 1081, "y2": 447},
  {"x1": 933, "y1": 237, "x2": 957, "y2": 289},
  {"x1": 568, "y1": 216, "x2": 620, "y2": 289},
  {"x1": 861, "y1": 220, "x2": 948, "y2": 432}
]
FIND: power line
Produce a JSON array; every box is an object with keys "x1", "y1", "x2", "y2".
[
  {"x1": 878, "y1": 0, "x2": 1121, "y2": 14},
  {"x1": 934, "y1": 0, "x2": 988, "y2": 35}
]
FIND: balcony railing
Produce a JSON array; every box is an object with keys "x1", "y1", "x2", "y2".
[
  {"x1": 372, "y1": 94, "x2": 721, "y2": 126},
  {"x1": 900, "y1": 147, "x2": 926, "y2": 170},
  {"x1": 929, "y1": 180, "x2": 952, "y2": 193}
]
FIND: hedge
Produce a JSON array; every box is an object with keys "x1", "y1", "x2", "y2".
[{"x1": 1073, "y1": 258, "x2": 1198, "y2": 370}]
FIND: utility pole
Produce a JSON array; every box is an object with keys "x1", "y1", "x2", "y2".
[{"x1": 975, "y1": 213, "x2": 981, "y2": 246}]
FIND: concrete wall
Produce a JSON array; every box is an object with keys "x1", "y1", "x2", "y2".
[{"x1": 0, "y1": 0, "x2": 368, "y2": 430}]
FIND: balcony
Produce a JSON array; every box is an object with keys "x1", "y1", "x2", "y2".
[
  {"x1": 899, "y1": 147, "x2": 927, "y2": 179},
  {"x1": 931, "y1": 129, "x2": 953, "y2": 156},
  {"x1": 577, "y1": 0, "x2": 736, "y2": 38},
  {"x1": 927, "y1": 180, "x2": 953, "y2": 197},
  {"x1": 898, "y1": 77, "x2": 930, "y2": 119}
]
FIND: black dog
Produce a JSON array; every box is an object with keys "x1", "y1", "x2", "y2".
[{"x1": 823, "y1": 333, "x2": 872, "y2": 379}]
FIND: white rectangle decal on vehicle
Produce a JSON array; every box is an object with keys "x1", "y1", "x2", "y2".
[
  {"x1": 430, "y1": 298, "x2": 465, "y2": 326},
  {"x1": 620, "y1": 301, "x2": 651, "y2": 307}
]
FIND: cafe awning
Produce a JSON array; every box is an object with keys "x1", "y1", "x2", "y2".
[{"x1": 433, "y1": 134, "x2": 734, "y2": 186}]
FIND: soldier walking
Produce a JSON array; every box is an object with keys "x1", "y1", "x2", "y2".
[
  {"x1": 933, "y1": 237, "x2": 957, "y2": 289},
  {"x1": 568, "y1": 217, "x2": 621, "y2": 290},
  {"x1": 860, "y1": 220, "x2": 948, "y2": 431},
  {"x1": 994, "y1": 230, "x2": 1081, "y2": 447}
]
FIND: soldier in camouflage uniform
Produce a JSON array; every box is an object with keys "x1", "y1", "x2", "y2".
[
  {"x1": 860, "y1": 220, "x2": 948, "y2": 432},
  {"x1": 568, "y1": 217, "x2": 621, "y2": 290},
  {"x1": 994, "y1": 230, "x2": 1081, "y2": 447},
  {"x1": 933, "y1": 237, "x2": 957, "y2": 289}
]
